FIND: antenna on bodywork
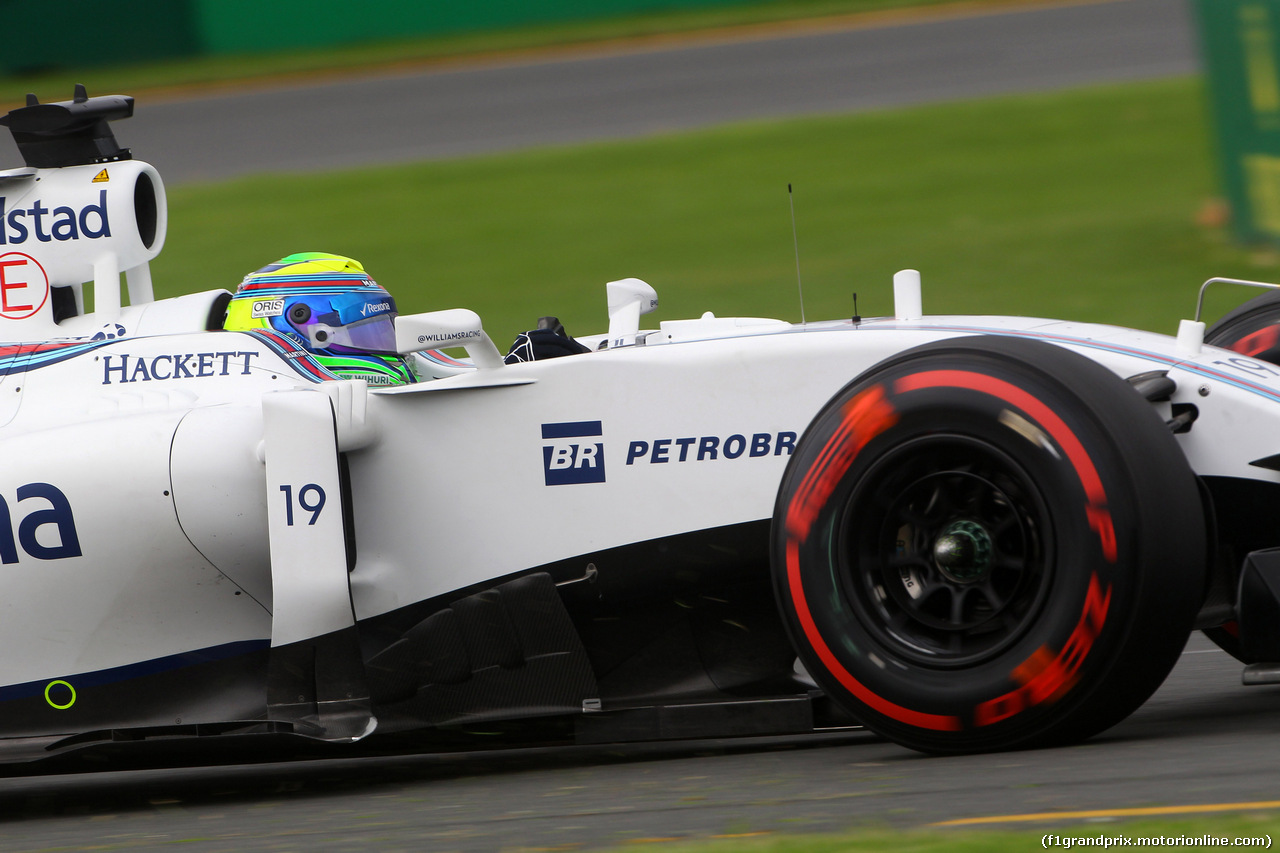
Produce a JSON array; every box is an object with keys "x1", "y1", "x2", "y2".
[{"x1": 788, "y1": 183, "x2": 806, "y2": 325}]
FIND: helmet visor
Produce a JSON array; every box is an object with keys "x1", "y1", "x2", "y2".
[{"x1": 308, "y1": 313, "x2": 398, "y2": 353}]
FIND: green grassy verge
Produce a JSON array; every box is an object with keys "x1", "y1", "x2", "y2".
[
  {"x1": 153, "y1": 75, "x2": 1264, "y2": 347},
  {"x1": 1, "y1": 0, "x2": 1049, "y2": 107},
  {"x1": 597, "y1": 813, "x2": 1280, "y2": 851}
]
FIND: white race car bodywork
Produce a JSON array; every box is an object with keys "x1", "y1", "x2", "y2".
[
  {"x1": 3, "y1": 90, "x2": 1278, "y2": 758},
  {"x1": 0, "y1": 309, "x2": 1268, "y2": 722}
]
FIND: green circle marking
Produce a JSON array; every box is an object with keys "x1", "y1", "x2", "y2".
[{"x1": 44, "y1": 680, "x2": 76, "y2": 710}]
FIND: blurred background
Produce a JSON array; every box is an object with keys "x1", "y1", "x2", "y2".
[{"x1": 0, "y1": 0, "x2": 1267, "y2": 344}]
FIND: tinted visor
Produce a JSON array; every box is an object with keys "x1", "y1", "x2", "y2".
[
  {"x1": 291, "y1": 289, "x2": 399, "y2": 354},
  {"x1": 308, "y1": 314, "x2": 398, "y2": 353}
]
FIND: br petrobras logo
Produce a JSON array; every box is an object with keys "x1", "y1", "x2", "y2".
[{"x1": 542, "y1": 421, "x2": 606, "y2": 486}]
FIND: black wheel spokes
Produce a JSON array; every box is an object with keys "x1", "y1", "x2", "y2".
[{"x1": 848, "y1": 439, "x2": 1051, "y2": 667}]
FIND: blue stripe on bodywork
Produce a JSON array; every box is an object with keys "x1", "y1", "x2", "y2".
[
  {"x1": 0, "y1": 639, "x2": 270, "y2": 703},
  {"x1": 0, "y1": 340, "x2": 114, "y2": 376},
  {"x1": 542, "y1": 421, "x2": 604, "y2": 439}
]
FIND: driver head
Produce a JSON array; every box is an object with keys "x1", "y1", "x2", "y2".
[{"x1": 224, "y1": 252, "x2": 415, "y2": 386}]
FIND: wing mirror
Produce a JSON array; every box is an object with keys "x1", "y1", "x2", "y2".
[
  {"x1": 394, "y1": 309, "x2": 504, "y2": 369},
  {"x1": 606, "y1": 278, "x2": 658, "y2": 348}
]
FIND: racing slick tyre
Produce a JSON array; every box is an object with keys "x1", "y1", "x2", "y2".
[
  {"x1": 771, "y1": 336, "x2": 1206, "y2": 753},
  {"x1": 1206, "y1": 288, "x2": 1280, "y2": 364}
]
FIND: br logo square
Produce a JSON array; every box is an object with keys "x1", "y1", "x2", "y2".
[{"x1": 542, "y1": 421, "x2": 606, "y2": 486}]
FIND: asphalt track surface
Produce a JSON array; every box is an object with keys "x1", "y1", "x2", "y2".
[
  {"x1": 0, "y1": 634, "x2": 1271, "y2": 851},
  {"x1": 87, "y1": 0, "x2": 1197, "y2": 184},
  {"x1": 0, "y1": 2, "x2": 1249, "y2": 850}
]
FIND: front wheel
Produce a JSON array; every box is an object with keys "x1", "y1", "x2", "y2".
[{"x1": 772, "y1": 336, "x2": 1206, "y2": 753}]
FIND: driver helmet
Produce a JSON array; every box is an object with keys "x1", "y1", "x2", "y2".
[{"x1": 224, "y1": 252, "x2": 415, "y2": 386}]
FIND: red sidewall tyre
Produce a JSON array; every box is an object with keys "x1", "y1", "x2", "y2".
[
  {"x1": 772, "y1": 336, "x2": 1205, "y2": 753},
  {"x1": 1207, "y1": 289, "x2": 1280, "y2": 363}
]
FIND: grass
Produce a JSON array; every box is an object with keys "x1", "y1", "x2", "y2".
[
  {"x1": 595, "y1": 813, "x2": 1280, "y2": 851},
  {"x1": 0, "y1": 0, "x2": 1058, "y2": 108},
  {"x1": 152, "y1": 75, "x2": 1267, "y2": 347}
]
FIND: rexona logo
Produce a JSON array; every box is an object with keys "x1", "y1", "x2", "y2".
[
  {"x1": 362, "y1": 300, "x2": 392, "y2": 317},
  {"x1": 0, "y1": 190, "x2": 110, "y2": 244},
  {"x1": 1, "y1": 483, "x2": 81, "y2": 565},
  {"x1": 542, "y1": 421, "x2": 606, "y2": 486}
]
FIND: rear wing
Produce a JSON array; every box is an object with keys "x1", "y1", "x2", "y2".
[{"x1": 0, "y1": 87, "x2": 166, "y2": 342}]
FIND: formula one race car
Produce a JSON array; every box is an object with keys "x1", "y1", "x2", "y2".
[{"x1": 3, "y1": 89, "x2": 1280, "y2": 761}]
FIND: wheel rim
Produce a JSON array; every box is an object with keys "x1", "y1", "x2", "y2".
[{"x1": 838, "y1": 434, "x2": 1054, "y2": 668}]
